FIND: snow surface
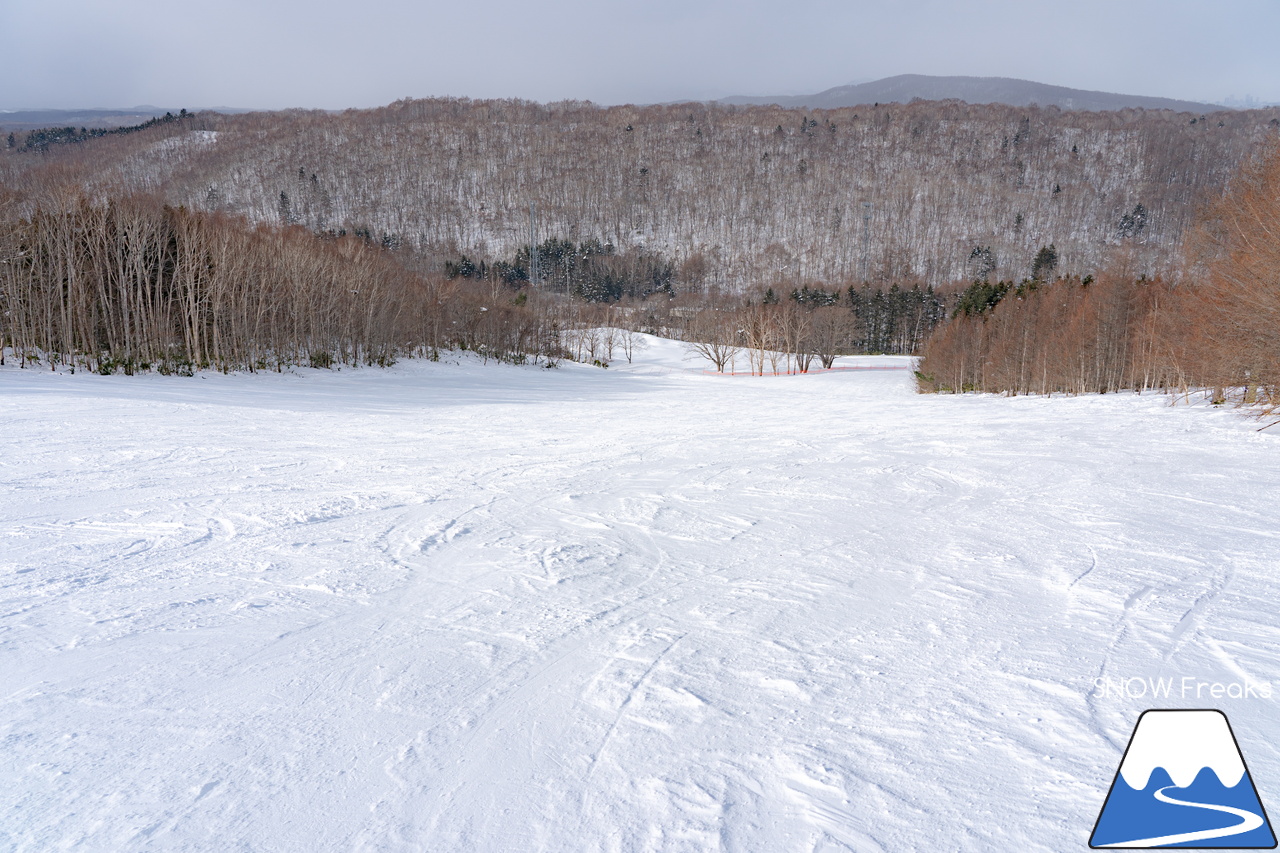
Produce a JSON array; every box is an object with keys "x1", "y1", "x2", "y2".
[{"x1": 3, "y1": 335, "x2": 1279, "y2": 851}]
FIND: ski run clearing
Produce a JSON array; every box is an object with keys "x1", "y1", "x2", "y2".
[{"x1": 3, "y1": 335, "x2": 1278, "y2": 852}]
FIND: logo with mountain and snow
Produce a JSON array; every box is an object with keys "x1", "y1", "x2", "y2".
[{"x1": 1090, "y1": 710, "x2": 1276, "y2": 848}]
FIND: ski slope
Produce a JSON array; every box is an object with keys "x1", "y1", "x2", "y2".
[{"x1": 3, "y1": 336, "x2": 1279, "y2": 851}]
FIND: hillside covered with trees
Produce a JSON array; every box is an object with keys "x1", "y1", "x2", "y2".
[
  {"x1": 916, "y1": 139, "x2": 1280, "y2": 416},
  {"x1": 2, "y1": 98, "x2": 1278, "y2": 411},
  {"x1": 4, "y1": 98, "x2": 1278, "y2": 291}
]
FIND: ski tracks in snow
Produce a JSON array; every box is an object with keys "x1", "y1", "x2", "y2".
[{"x1": 3, "y1": 352, "x2": 1280, "y2": 851}]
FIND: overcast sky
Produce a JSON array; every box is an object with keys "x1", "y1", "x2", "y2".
[{"x1": 3, "y1": 0, "x2": 1278, "y2": 111}]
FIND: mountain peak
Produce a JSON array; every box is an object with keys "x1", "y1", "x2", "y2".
[{"x1": 720, "y1": 74, "x2": 1225, "y2": 114}]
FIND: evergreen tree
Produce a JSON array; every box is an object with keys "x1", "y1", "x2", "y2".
[
  {"x1": 968, "y1": 246, "x2": 997, "y2": 282},
  {"x1": 1118, "y1": 204, "x2": 1149, "y2": 239},
  {"x1": 278, "y1": 191, "x2": 295, "y2": 225},
  {"x1": 954, "y1": 280, "x2": 1012, "y2": 317},
  {"x1": 1031, "y1": 244, "x2": 1059, "y2": 281}
]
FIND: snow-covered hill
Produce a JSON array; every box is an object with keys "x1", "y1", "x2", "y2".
[{"x1": 3, "y1": 338, "x2": 1278, "y2": 851}]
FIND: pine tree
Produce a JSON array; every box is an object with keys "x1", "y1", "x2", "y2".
[
  {"x1": 968, "y1": 246, "x2": 997, "y2": 281},
  {"x1": 278, "y1": 191, "x2": 295, "y2": 225},
  {"x1": 1118, "y1": 204, "x2": 1149, "y2": 239},
  {"x1": 1031, "y1": 244, "x2": 1059, "y2": 281}
]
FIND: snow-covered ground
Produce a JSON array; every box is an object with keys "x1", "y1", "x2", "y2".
[{"x1": 2, "y1": 336, "x2": 1278, "y2": 852}]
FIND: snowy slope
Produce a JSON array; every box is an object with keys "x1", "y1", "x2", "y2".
[{"x1": 2, "y1": 337, "x2": 1279, "y2": 852}]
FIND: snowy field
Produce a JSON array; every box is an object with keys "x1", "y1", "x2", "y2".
[{"x1": 3, "y1": 336, "x2": 1278, "y2": 851}]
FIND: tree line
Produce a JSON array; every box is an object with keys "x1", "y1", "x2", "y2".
[
  {"x1": 446, "y1": 238, "x2": 675, "y2": 301},
  {"x1": 0, "y1": 193, "x2": 579, "y2": 373},
  {"x1": 444, "y1": 238, "x2": 948, "y2": 352},
  {"x1": 915, "y1": 140, "x2": 1280, "y2": 417},
  {"x1": 0, "y1": 185, "x2": 958, "y2": 376},
  {"x1": 9, "y1": 110, "x2": 194, "y2": 153}
]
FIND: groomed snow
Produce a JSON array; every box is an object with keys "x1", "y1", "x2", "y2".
[{"x1": 3, "y1": 336, "x2": 1278, "y2": 851}]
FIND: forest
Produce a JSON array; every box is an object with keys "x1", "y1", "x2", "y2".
[
  {"x1": 0, "y1": 191, "x2": 947, "y2": 374},
  {"x1": 1, "y1": 97, "x2": 1278, "y2": 412},
  {"x1": 4, "y1": 98, "x2": 1279, "y2": 288},
  {"x1": 915, "y1": 138, "x2": 1280, "y2": 415}
]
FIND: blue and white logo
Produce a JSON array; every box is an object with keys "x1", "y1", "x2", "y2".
[{"x1": 1091, "y1": 709, "x2": 1276, "y2": 848}]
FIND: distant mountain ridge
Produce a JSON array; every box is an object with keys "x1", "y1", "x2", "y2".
[
  {"x1": 0, "y1": 107, "x2": 252, "y2": 132},
  {"x1": 721, "y1": 74, "x2": 1226, "y2": 113}
]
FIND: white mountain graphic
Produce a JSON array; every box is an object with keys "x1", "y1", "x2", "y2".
[{"x1": 1119, "y1": 710, "x2": 1246, "y2": 790}]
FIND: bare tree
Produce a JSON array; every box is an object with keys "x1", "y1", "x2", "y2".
[
  {"x1": 809, "y1": 306, "x2": 847, "y2": 369},
  {"x1": 1183, "y1": 139, "x2": 1280, "y2": 414},
  {"x1": 686, "y1": 309, "x2": 739, "y2": 372},
  {"x1": 740, "y1": 304, "x2": 776, "y2": 376}
]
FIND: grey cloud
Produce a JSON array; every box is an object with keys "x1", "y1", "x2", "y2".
[{"x1": 2, "y1": 0, "x2": 1277, "y2": 109}]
